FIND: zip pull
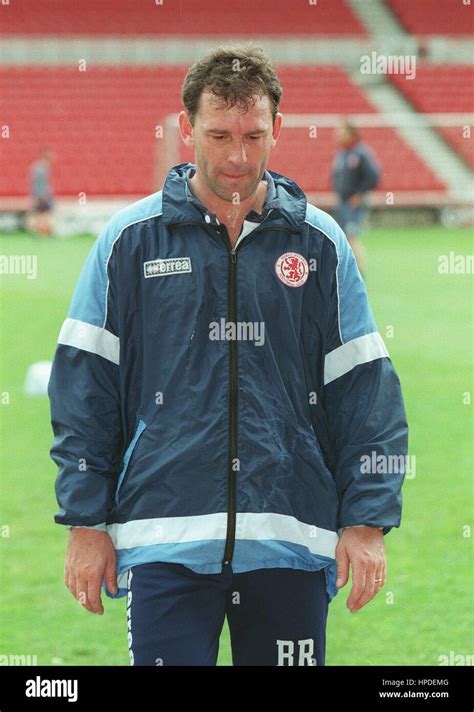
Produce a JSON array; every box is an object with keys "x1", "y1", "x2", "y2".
[{"x1": 230, "y1": 250, "x2": 237, "y2": 263}]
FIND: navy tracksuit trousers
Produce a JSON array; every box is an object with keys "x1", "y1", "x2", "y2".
[{"x1": 126, "y1": 561, "x2": 329, "y2": 666}]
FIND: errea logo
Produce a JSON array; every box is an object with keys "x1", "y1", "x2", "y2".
[{"x1": 144, "y1": 257, "x2": 192, "y2": 278}]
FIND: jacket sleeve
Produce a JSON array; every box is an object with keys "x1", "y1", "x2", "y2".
[
  {"x1": 358, "y1": 147, "x2": 381, "y2": 193},
  {"x1": 48, "y1": 219, "x2": 124, "y2": 527},
  {"x1": 330, "y1": 154, "x2": 341, "y2": 194},
  {"x1": 320, "y1": 213, "x2": 408, "y2": 535}
]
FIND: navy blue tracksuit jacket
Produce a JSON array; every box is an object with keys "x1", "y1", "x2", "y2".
[
  {"x1": 331, "y1": 140, "x2": 381, "y2": 202},
  {"x1": 48, "y1": 162, "x2": 408, "y2": 604}
]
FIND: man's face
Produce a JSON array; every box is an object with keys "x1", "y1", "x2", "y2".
[
  {"x1": 336, "y1": 125, "x2": 355, "y2": 147},
  {"x1": 336, "y1": 126, "x2": 347, "y2": 146},
  {"x1": 179, "y1": 91, "x2": 282, "y2": 203}
]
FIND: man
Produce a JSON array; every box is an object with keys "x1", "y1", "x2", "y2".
[
  {"x1": 29, "y1": 148, "x2": 55, "y2": 237},
  {"x1": 331, "y1": 122, "x2": 380, "y2": 275},
  {"x1": 49, "y1": 45, "x2": 408, "y2": 666}
]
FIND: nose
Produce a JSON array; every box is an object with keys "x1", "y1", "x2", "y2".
[{"x1": 227, "y1": 140, "x2": 248, "y2": 168}]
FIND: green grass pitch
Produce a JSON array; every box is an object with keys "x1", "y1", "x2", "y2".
[{"x1": 0, "y1": 225, "x2": 472, "y2": 666}]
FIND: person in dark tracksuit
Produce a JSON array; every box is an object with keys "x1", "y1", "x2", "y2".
[
  {"x1": 48, "y1": 46, "x2": 408, "y2": 666},
  {"x1": 332, "y1": 122, "x2": 381, "y2": 276},
  {"x1": 29, "y1": 147, "x2": 55, "y2": 237}
]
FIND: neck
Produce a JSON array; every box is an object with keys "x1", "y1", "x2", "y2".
[
  {"x1": 189, "y1": 170, "x2": 267, "y2": 234},
  {"x1": 345, "y1": 137, "x2": 359, "y2": 150}
]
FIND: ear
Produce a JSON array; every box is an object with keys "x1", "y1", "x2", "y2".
[
  {"x1": 178, "y1": 111, "x2": 195, "y2": 147},
  {"x1": 271, "y1": 113, "x2": 283, "y2": 146}
]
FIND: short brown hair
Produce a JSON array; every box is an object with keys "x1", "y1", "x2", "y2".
[{"x1": 182, "y1": 43, "x2": 282, "y2": 126}]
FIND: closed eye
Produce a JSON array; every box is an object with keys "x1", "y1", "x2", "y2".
[{"x1": 211, "y1": 135, "x2": 262, "y2": 141}]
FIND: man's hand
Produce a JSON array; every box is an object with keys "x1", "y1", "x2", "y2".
[
  {"x1": 347, "y1": 193, "x2": 362, "y2": 208},
  {"x1": 65, "y1": 529, "x2": 118, "y2": 614},
  {"x1": 335, "y1": 526, "x2": 386, "y2": 613}
]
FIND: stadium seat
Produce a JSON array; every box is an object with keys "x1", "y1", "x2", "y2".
[
  {"x1": 386, "y1": 0, "x2": 473, "y2": 36},
  {"x1": 0, "y1": 0, "x2": 367, "y2": 37},
  {"x1": 389, "y1": 66, "x2": 474, "y2": 168},
  {"x1": 0, "y1": 65, "x2": 446, "y2": 197}
]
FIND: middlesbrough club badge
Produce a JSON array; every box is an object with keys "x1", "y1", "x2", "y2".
[{"x1": 274, "y1": 252, "x2": 309, "y2": 288}]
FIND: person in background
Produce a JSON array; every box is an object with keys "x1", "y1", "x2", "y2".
[
  {"x1": 331, "y1": 122, "x2": 380, "y2": 276},
  {"x1": 29, "y1": 148, "x2": 55, "y2": 237}
]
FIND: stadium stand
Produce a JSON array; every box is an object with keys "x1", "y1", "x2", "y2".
[
  {"x1": 389, "y1": 65, "x2": 474, "y2": 168},
  {"x1": 0, "y1": 0, "x2": 367, "y2": 37},
  {"x1": 1, "y1": 0, "x2": 472, "y2": 233},
  {"x1": 0, "y1": 67, "x2": 185, "y2": 196},
  {"x1": 386, "y1": 0, "x2": 473, "y2": 36},
  {"x1": 0, "y1": 65, "x2": 445, "y2": 198}
]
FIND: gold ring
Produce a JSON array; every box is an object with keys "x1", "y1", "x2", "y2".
[{"x1": 375, "y1": 578, "x2": 384, "y2": 583}]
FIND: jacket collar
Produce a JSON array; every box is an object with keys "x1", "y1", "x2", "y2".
[{"x1": 162, "y1": 162, "x2": 306, "y2": 231}]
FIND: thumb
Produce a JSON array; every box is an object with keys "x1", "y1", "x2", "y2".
[
  {"x1": 104, "y1": 557, "x2": 118, "y2": 595},
  {"x1": 336, "y1": 546, "x2": 350, "y2": 589}
]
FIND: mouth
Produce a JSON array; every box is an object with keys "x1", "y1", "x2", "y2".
[{"x1": 222, "y1": 173, "x2": 247, "y2": 179}]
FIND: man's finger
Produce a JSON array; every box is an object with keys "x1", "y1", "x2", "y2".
[
  {"x1": 74, "y1": 574, "x2": 102, "y2": 614},
  {"x1": 351, "y1": 568, "x2": 377, "y2": 612},
  {"x1": 104, "y1": 557, "x2": 118, "y2": 596},
  {"x1": 86, "y1": 576, "x2": 104, "y2": 615},
  {"x1": 75, "y1": 574, "x2": 91, "y2": 611},
  {"x1": 358, "y1": 564, "x2": 384, "y2": 609},
  {"x1": 373, "y1": 564, "x2": 386, "y2": 597},
  {"x1": 65, "y1": 567, "x2": 76, "y2": 599},
  {"x1": 335, "y1": 546, "x2": 350, "y2": 589},
  {"x1": 374, "y1": 568, "x2": 385, "y2": 590},
  {"x1": 346, "y1": 560, "x2": 367, "y2": 612}
]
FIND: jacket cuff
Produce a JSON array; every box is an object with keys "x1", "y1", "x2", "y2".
[
  {"x1": 65, "y1": 523, "x2": 108, "y2": 532},
  {"x1": 337, "y1": 525, "x2": 384, "y2": 537}
]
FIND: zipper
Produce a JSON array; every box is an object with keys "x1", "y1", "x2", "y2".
[
  {"x1": 221, "y1": 224, "x2": 238, "y2": 564},
  {"x1": 168, "y1": 215, "x2": 301, "y2": 565},
  {"x1": 217, "y1": 215, "x2": 290, "y2": 565}
]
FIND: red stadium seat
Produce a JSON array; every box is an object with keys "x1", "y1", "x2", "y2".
[
  {"x1": 0, "y1": 65, "x2": 446, "y2": 197},
  {"x1": 386, "y1": 0, "x2": 473, "y2": 36},
  {"x1": 0, "y1": 0, "x2": 367, "y2": 37},
  {"x1": 389, "y1": 66, "x2": 474, "y2": 168}
]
